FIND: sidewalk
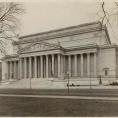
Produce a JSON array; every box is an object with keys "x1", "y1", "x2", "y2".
[
  {"x1": 70, "y1": 85, "x2": 118, "y2": 89},
  {"x1": 0, "y1": 84, "x2": 118, "y2": 89},
  {"x1": 0, "y1": 93, "x2": 118, "y2": 101}
]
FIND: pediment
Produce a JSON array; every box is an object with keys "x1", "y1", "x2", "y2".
[{"x1": 18, "y1": 42, "x2": 61, "y2": 54}]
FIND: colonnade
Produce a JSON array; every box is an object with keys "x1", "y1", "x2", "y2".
[
  {"x1": 20, "y1": 54, "x2": 62, "y2": 79},
  {"x1": 7, "y1": 60, "x2": 19, "y2": 79},
  {"x1": 7, "y1": 52, "x2": 97, "y2": 79}
]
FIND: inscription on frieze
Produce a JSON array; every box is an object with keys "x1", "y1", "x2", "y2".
[
  {"x1": 30, "y1": 44, "x2": 49, "y2": 50},
  {"x1": 22, "y1": 43, "x2": 57, "y2": 53}
]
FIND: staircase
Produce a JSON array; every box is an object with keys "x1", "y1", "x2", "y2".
[{"x1": 0, "y1": 78, "x2": 100, "y2": 89}]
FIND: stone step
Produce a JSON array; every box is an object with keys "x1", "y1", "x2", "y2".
[{"x1": 0, "y1": 78, "x2": 101, "y2": 89}]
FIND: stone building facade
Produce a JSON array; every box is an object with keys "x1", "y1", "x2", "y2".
[{"x1": 2, "y1": 22, "x2": 118, "y2": 84}]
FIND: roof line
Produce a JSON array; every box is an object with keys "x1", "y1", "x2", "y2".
[{"x1": 19, "y1": 21, "x2": 101, "y2": 39}]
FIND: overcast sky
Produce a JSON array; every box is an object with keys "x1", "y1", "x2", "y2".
[{"x1": 16, "y1": 0, "x2": 118, "y2": 43}]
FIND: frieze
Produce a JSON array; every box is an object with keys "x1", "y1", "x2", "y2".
[{"x1": 19, "y1": 42, "x2": 62, "y2": 54}]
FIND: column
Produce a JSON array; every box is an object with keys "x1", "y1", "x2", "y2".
[
  {"x1": 74, "y1": 54, "x2": 77, "y2": 77},
  {"x1": 13, "y1": 61, "x2": 15, "y2": 79},
  {"x1": 38, "y1": 57, "x2": 40, "y2": 78},
  {"x1": 7, "y1": 61, "x2": 10, "y2": 79},
  {"x1": 14, "y1": 61, "x2": 17, "y2": 79},
  {"x1": 12, "y1": 62, "x2": 14, "y2": 79},
  {"x1": 29, "y1": 57, "x2": 32, "y2": 78},
  {"x1": 19, "y1": 58, "x2": 22, "y2": 79},
  {"x1": 40, "y1": 55, "x2": 43, "y2": 78},
  {"x1": 10, "y1": 61, "x2": 12, "y2": 79},
  {"x1": 61, "y1": 55, "x2": 64, "y2": 78},
  {"x1": 87, "y1": 53, "x2": 90, "y2": 77},
  {"x1": 46, "y1": 55, "x2": 49, "y2": 78},
  {"x1": 94, "y1": 53, "x2": 97, "y2": 77},
  {"x1": 58, "y1": 54, "x2": 61, "y2": 78},
  {"x1": 16, "y1": 61, "x2": 18, "y2": 79},
  {"x1": 68, "y1": 55, "x2": 71, "y2": 76},
  {"x1": 81, "y1": 53, "x2": 83, "y2": 77},
  {"x1": 52, "y1": 54, "x2": 54, "y2": 77},
  {"x1": 24, "y1": 57, "x2": 27, "y2": 79},
  {"x1": 34, "y1": 56, "x2": 37, "y2": 78},
  {"x1": 63, "y1": 55, "x2": 65, "y2": 77}
]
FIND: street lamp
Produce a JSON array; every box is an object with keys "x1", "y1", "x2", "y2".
[
  {"x1": 90, "y1": 74, "x2": 92, "y2": 89},
  {"x1": 30, "y1": 76, "x2": 32, "y2": 89},
  {"x1": 67, "y1": 71, "x2": 70, "y2": 95}
]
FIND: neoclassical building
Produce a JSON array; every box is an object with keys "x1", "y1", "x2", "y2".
[{"x1": 2, "y1": 21, "x2": 118, "y2": 85}]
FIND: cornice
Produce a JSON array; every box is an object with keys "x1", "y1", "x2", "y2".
[
  {"x1": 99, "y1": 43, "x2": 118, "y2": 49},
  {"x1": 65, "y1": 43, "x2": 118, "y2": 51},
  {"x1": 65, "y1": 44, "x2": 98, "y2": 51},
  {"x1": 2, "y1": 54, "x2": 19, "y2": 60},
  {"x1": 3, "y1": 43, "x2": 118, "y2": 60}
]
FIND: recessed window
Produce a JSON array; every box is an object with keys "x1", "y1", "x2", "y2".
[{"x1": 103, "y1": 68, "x2": 109, "y2": 76}]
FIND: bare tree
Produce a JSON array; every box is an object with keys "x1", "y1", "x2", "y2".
[
  {"x1": 0, "y1": 2, "x2": 25, "y2": 55},
  {"x1": 97, "y1": 1, "x2": 118, "y2": 26}
]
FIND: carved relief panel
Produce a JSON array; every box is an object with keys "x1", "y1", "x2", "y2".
[{"x1": 20, "y1": 42, "x2": 58, "y2": 53}]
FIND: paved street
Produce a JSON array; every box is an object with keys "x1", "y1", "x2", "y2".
[
  {"x1": 0, "y1": 89, "x2": 118, "y2": 116},
  {"x1": 0, "y1": 95, "x2": 118, "y2": 116}
]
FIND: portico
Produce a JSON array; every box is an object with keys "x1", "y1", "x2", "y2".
[{"x1": 6, "y1": 46, "x2": 97, "y2": 80}]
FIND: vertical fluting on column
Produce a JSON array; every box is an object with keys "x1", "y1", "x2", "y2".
[
  {"x1": 46, "y1": 55, "x2": 49, "y2": 78},
  {"x1": 40, "y1": 55, "x2": 43, "y2": 78},
  {"x1": 38, "y1": 56, "x2": 41, "y2": 78},
  {"x1": 63, "y1": 55, "x2": 65, "y2": 78},
  {"x1": 7, "y1": 61, "x2": 10, "y2": 79},
  {"x1": 81, "y1": 53, "x2": 83, "y2": 77},
  {"x1": 16, "y1": 61, "x2": 18, "y2": 79},
  {"x1": 17, "y1": 58, "x2": 20, "y2": 79},
  {"x1": 52, "y1": 54, "x2": 54, "y2": 77},
  {"x1": 34, "y1": 56, "x2": 37, "y2": 78},
  {"x1": 58, "y1": 54, "x2": 61, "y2": 78},
  {"x1": 24, "y1": 57, "x2": 27, "y2": 79},
  {"x1": 29, "y1": 57, "x2": 32, "y2": 78},
  {"x1": 19, "y1": 58, "x2": 22, "y2": 79},
  {"x1": 74, "y1": 54, "x2": 77, "y2": 77},
  {"x1": 14, "y1": 61, "x2": 16, "y2": 79},
  {"x1": 87, "y1": 53, "x2": 90, "y2": 77},
  {"x1": 94, "y1": 53, "x2": 97, "y2": 77},
  {"x1": 10, "y1": 61, "x2": 12, "y2": 79},
  {"x1": 22, "y1": 58, "x2": 24, "y2": 79},
  {"x1": 36, "y1": 56, "x2": 39, "y2": 78},
  {"x1": 60, "y1": 55, "x2": 64, "y2": 78},
  {"x1": 48, "y1": 55, "x2": 51, "y2": 77},
  {"x1": 68, "y1": 55, "x2": 71, "y2": 77},
  {"x1": 12, "y1": 61, "x2": 14, "y2": 79}
]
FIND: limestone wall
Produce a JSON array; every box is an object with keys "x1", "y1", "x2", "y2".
[{"x1": 97, "y1": 47, "x2": 116, "y2": 77}]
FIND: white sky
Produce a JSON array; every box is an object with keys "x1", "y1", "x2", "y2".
[{"x1": 6, "y1": 0, "x2": 118, "y2": 43}]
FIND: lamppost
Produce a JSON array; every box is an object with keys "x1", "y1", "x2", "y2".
[
  {"x1": 90, "y1": 74, "x2": 92, "y2": 89},
  {"x1": 67, "y1": 71, "x2": 70, "y2": 95},
  {"x1": 99, "y1": 22, "x2": 103, "y2": 86},
  {"x1": 30, "y1": 77, "x2": 31, "y2": 89}
]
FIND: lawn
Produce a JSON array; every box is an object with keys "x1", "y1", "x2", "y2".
[
  {"x1": 0, "y1": 89, "x2": 118, "y2": 97},
  {"x1": 0, "y1": 96, "x2": 118, "y2": 116}
]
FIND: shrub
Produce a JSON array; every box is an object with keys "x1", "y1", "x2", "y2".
[{"x1": 109, "y1": 81, "x2": 118, "y2": 86}]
